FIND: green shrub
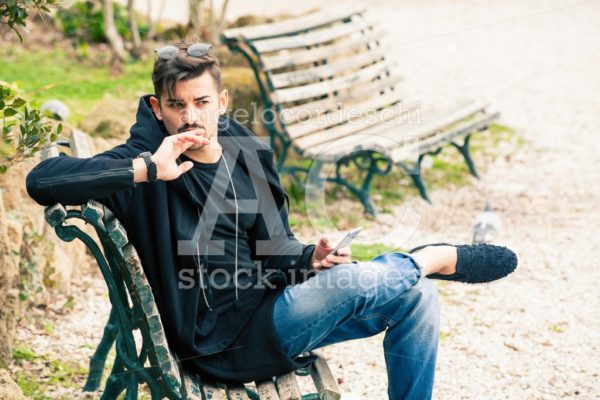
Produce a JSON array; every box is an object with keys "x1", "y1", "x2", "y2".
[
  {"x1": 0, "y1": 0, "x2": 56, "y2": 41},
  {"x1": 56, "y1": 1, "x2": 148, "y2": 43},
  {"x1": 0, "y1": 83, "x2": 61, "y2": 173}
]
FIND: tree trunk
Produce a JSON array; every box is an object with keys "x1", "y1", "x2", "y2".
[
  {"x1": 102, "y1": 0, "x2": 126, "y2": 74},
  {"x1": 207, "y1": 0, "x2": 213, "y2": 40},
  {"x1": 127, "y1": 0, "x2": 143, "y2": 60},
  {"x1": 188, "y1": 0, "x2": 203, "y2": 35},
  {"x1": 146, "y1": 0, "x2": 167, "y2": 39},
  {"x1": 214, "y1": 0, "x2": 230, "y2": 43}
]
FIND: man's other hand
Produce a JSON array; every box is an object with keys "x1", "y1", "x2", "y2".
[{"x1": 311, "y1": 236, "x2": 352, "y2": 271}]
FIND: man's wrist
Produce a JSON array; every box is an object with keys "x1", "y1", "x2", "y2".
[
  {"x1": 139, "y1": 152, "x2": 158, "y2": 182},
  {"x1": 132, "y1": 157, "x2": 149, "y2": 183}
]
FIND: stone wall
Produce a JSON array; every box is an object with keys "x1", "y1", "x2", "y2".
[{"x1": 0, "y1": 135, "x2": 120, "y2": 367}]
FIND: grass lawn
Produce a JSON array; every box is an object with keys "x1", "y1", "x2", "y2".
[{"x1": 0, "y1": 47, "x2": 153, "y2": 126}]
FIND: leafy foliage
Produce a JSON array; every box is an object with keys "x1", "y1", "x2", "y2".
[
  {"x1": 0, "y1": 0, "x2": 56, "y2": 41},
  {"x1": 56, "y1": 1, "x2": 148, "y2": 43},
  {"x1": 0, "y1": 83, "x2": 61, "y2": 173}
]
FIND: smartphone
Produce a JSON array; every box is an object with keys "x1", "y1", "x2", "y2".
[{"x1": 327, "y1": 227, "x2": 362, "y2": 256}]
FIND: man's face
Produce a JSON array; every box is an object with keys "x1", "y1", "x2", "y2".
[{"x1": 150, "y1": 71, "x2": 228, "y2": 152}]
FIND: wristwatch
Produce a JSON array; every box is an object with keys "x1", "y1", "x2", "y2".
[{"x1": 138, "y1": 151, "x2": 158, "y2": 182}]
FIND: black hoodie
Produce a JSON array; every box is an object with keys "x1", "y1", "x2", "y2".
[{"x1": 26, "y1": 96, "x2": 317, "y2": 382}]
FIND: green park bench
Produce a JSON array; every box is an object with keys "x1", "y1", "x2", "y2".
[
  {"x1": 38, "y1": 130, "x2": 341, "y2": 399},
  {"x1": 221, "y1": 6, "x2": 500, "y2": 214}
]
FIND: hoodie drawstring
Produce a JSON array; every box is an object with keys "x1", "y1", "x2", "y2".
[{"x1": 222, "y1": 155, "x2": 239, "y2": 302}]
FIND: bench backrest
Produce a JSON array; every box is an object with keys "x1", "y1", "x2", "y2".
[{"x1": 221, "y1": 7, "x2": 405, "y2": 155}]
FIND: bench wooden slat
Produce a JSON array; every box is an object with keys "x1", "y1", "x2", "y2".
[
  {"x1": 222, "y1": 6, "x2": 365, "y2": 41},
  {"x1": 226, "y1": 384, "x2": 251, "y2": 400},
  {"x1": 44, "y1": 203, "x2": 67, "y2": 228},
  {"x1": 275, "y1": 372, "x2": 302, "y2": 400},
  {"x1": 272, "y1": 60, "x2": 395, "y2": 104},
  {"x1": 81, "y1": 200, "x2": 106, "y2": 229},
  {"x1": 305, "y1": 101, "x2": 491, "y2": 161},
  {"x1": 256, "y1": 379, "x2": 280, "y2": 400},
  {"x1": 390, "y1": 110, "x2": 499, "y2": 161},
  {"x1": 104, "y1": 208, "x2": 129, "y2": 249},
  {"x1": 120, "y1": 243, "x2": 185, "y2": 394},
  {"x1": 198, "y1": 378, "x2": 225, "y2": 400},
  {"x1": 294, "y1": 98, "x2": 418, "y2": 149},
  {"x1": 69, "y1": 129, "x2": 92, "y2": 158},
  {"x1": 311, "y1": 112, "x2": 491, "y2": 163},
  {"x1": 251, "y1": 17, "x2": 371, "y2": 54},
  {"x1": 270, "y1": 48, "x2": 385, "y2": 89},
  {"x1": 261, "y1": 28, "x2": 386, "y2": 71},
  {"x1": 281, "y1": 74, "x2": 403, "y2": 125},
  {"x1": 181, "y1": 369, "x2": 203, "y2": 400},
  {"x1": 287, "y1": 91, "x2": 404, "y2": 139},
  {"x1": 309, "y1": 350, "x2": 340, "y2": 400}
]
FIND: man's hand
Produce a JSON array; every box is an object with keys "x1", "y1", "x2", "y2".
[
  {"x1": 311, "y1": 236, "x2": 352, "y2": 271},
  {"x1": 133, "y1": 132, "x2": 208, "y2": 182}
]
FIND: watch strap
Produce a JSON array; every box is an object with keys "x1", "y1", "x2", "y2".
[{"x1": 139, "y1": 152, "x2": 157, "y2": 182}]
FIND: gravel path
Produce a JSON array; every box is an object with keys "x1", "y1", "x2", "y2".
[
  {"x1": 318, "y1": 1, "x2": 600, "y2": 399},
  {"x1": 14, "y1": 1, "x2": 600, "y2": 399}
]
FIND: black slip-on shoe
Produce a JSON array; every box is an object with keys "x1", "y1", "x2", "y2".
[{"x1": 409, "y1": 243, "x2": 519, "y2": 284}]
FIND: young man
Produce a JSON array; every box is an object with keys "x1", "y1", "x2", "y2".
[{"x1": 26, "y1": 41, "x2": 518, "y2": 399}]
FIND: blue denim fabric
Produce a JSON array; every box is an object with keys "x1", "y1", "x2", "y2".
[{"x1": 272, "y1": 252, "x2": 440, "y2": 400}]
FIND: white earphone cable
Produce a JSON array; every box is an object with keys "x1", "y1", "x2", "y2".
[{"x1": 222, "y1": 154, "x2": 239, "y2": 301}]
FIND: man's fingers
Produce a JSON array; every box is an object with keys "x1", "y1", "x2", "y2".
[
  {"x1": 318, "y1": 236, "x2": 331, "y2": 248},
  {"x1": 180, "y1": 140, "x2": 197, "y2": 152},
  {"x1": 180, "y1": 128, "x2": 207, "y2": 137},
  {"x1": 335, "y1": 246, "x2": 351, "y2": 257},
  {"x1": 325, "y1": 256, "x2": 343, "y2": 265},
  {"x1": 173, "y1": 132, "x2": 210, "y2": 145},
  {"x1": 178, "y1": 161, "x2": 194, "y2": 175},
  {"x1": 325, "y1": 253, "x2": 351, "y2": 265}
]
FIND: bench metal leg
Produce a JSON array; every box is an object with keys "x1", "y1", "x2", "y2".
[
  {"x1": 100, "y1": 357, "x2": 127, "y2": 400},
  {"x1": 123, "y1": 374, "x2": 139, "y2": 400},
  {"x1": 408, "y1": 172, "x2": 431, "y2": 203},
  {"x1": 99, "y1": 336, "x2": 146, "y2": 399},
  {"x1": 397, "y1": 155, "x2": 432, "y2": 203},
  {"x1": 332, "y1": 151, "x2": 392, "y2": 216},
  {"x1": 451, "y1": 133, "x2": 479, "y2": 178},
  {"x1": 282, "y1": 164, "x2": 310, "y2": 189},
  {"x1": 84, "y1": 307, "x2": 119, "y2": 392}
]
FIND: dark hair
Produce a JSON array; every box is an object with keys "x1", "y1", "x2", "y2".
[{"x1": 152, "y1": 40, "x2": 222, "y2": 100}]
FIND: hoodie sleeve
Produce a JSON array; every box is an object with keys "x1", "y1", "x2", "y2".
[
  {"x1": 248, "y1": 148, "x2": 316, "y2": 284},
  {"x1": 26, "y1": 95, "x2": 169, "y2": 215},
  {"x1": 25, "y1": 142, "x2": 142, "y2": 217}
]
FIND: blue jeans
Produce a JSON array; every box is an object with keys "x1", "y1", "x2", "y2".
[{"x1": 272, "y1": 252, "x2": 440, "y2": 400}]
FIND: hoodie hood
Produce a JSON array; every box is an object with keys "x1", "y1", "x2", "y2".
[
  {"x1": 127, "y1": 95, "x2": 266, "y2": 153},
  {"x1": 126, "y1": 95, "x2": 169, "y2": 153}
]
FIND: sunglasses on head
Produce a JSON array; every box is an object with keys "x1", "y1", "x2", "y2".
[{"x1": 154, "y1": 43, "x2": 213, "y2": 61}]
